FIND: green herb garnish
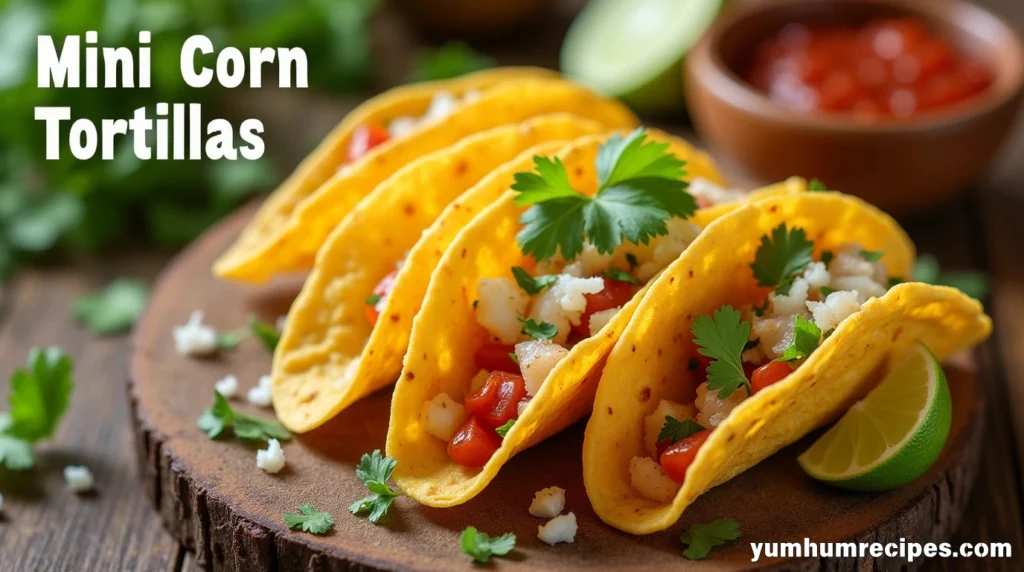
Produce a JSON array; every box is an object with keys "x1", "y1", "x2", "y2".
[
  {"x1": 808, "y1": 178, "x2": 828, "y2": 191},
  {"x1": 680, "y1": 518, "x2": 742, "y2": 560},
  {"x1": 691, "y1": 306, "x2": 751, "y2": 399},
  {"x1": 750, "y1": 224, "x2": 814, "y2": 295},
  {"x1": 410, "y1": 41, "x2": 494, "y2": 82},
  {"x1": 461, "y1": 526, "x2": 516, "y2": 563},
  {"x1": 249, "y1": 316, "x2": 281, "y2": 351},
  {"x1": 512, "y1": 266, "x2": 558, "y2": 295},
  {"x1": 349, "y1": 450, "x2": 402, "y2": 524},
  {"x1": 773, "y1": 315, "x2": 822, "y2": 362},
  {"x1": 860, "y1": 249, "x2": 884, "y2": 261},
  {"x1": 366, "y1": 293, "x2": 381, "y2": 306},
  {"x1": 197, "y1": 390, "x2": 290, "y2": 441},
  {"x1": 284, "y1": 504, "x2": 335, "y2": 535},
  {"x1": 658, "y1": 416, "x2": 705, "y2": 445},
  {"x1": 495, "y1": 419, "x2": 516, "y2": 438},
  {"x1": 0, "y1": 347, "x2": 73, "y2": 470},
  {"x1": 604, "y1": 268, "x2": 640, "y2": 285},
  {"x1": 519, "y1": 317, "x2": 557, "y2": 341},
  {"x1": 72, "y1": 279, "x2": 148, "y2": 335}
]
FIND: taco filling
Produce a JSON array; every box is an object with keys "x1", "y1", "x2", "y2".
[
  {"x1": 628, "y1": 225, "x2": 894, "y2": 502},
  {"x1": 410, "y1": 130, "x2": 751, "y2": 468}
]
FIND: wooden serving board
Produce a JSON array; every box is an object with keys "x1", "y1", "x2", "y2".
[{"x1": 129, "y1": 203, "x2": 984, "y2": 572}]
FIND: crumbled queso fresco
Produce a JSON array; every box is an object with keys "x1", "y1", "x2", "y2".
[
  {"x1": 537, "y1": 512, "x2": 578, "y2": 545},
  {"x1": 173, "y1": 310, "x2": 218, "y2": 356},
  {"x1": 64, "y1": 465, "x2": 95, "y2": 493},
  {"x1": 247, "y1": 375, "x2": 274, "y2": 408},
  {"x1": 386, "y1": 89, "x2": 480, "y2": 139},
  {"x1": 256, "y1": 438, "x2": 286, "y2": 474},
  {"x1": 214, "y1": 375, "x2": 239, "y2": 399},
  {"x1": 529, "y1": 486, "x2": 566, "y2": 519}
]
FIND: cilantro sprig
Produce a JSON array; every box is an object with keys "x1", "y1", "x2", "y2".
[
  {"x1": 350, "y1": 450, "x2": 402, "y2": 524},
  {"x1": 512, "y1": 266, "x2": 557, "y2": 295},
  {"x1": 604, "y1": 268, "x2": 640, "y2": 285},
  {"x1": 72, "y1": 279, "x2": 149, "y2": 335},
  {"x1": 197, "y1": 390, "x2": 291, "y2": 441},
  {"x1": 520, "y1": 317, "x2": 557, "y2": 341},
  {"x1": 284, "y1": 503, "x2": 335, "y2": 535},
  {"x1": 911, "y1": 254, "x2": 990, "y2": 300},
  {"x1": 461, "y1": 526, "x2": 516, "y2": 563},
  {"x1": 750, "y1": 224, "x2": 814, "y2": 295},
  {"x1": 774, "y1": 316, "x2": 822, "y2": 362},
  {"x1": 0, "y1": 347, "x2": 73, "y2": 470},
  {"x1": 680, "y1": 518, "x2": 742, "y2": 560},
  {"x1": 658, "y1": 416, "x2": 705, "y2": 445},
  {"x1": 249, "y1": 316, "x2": 281, "y2": 352},
  {"x1": 691, "y1": 306, "x2": 751, "y2": 399},
  {"x1": 513, "y1": 129, "x2": 694, "y2": 262},
  {"x1": 495, "y1": 419, "x2": 516, "y2": 438}
]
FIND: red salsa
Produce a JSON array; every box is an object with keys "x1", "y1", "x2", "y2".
[{"x1": 745, "y1": 17, "x2": 992, "y2": 119}]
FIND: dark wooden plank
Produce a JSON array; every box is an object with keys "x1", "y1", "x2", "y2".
[{"x1": 0, "y1": 255, "x2": 182, "y2": 572}]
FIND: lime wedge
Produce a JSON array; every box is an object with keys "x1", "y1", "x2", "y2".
[
  {"x1": 560, "y1": 0, "x2": 725, "y2": 114},
  {"x1": 798, "y1": 342, "x2": 952, "y2": 491}
]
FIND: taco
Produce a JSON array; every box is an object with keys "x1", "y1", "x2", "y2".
[
  {"x1": 214, "y1": 71, "x2": 638, "y2": 282},
  {"x1": 273, "y1": 114, "x2": 608, "y2": 432},
  {"x1": 386, "y1": 128, "x2": 807, "y2": 507},
  {"x1": 581, "y1": 192, "x2": 992, "y2": 534}
]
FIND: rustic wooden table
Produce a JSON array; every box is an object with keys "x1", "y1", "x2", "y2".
[{"x1": 1, "y1": 1, "x2": 1022, "y2": 570}]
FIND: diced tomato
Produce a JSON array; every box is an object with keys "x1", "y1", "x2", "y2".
[
  {"x1": 572, "y1": 277, "x2": 637, "y2": 336},
  {"x1": 365, "y1": 269, "x2": 399, "y2": 326},
  {"x1": 447, "y1": 416, "x2": 500, "y2": 467},
  {"x1": 474, "y1": 344, "x2": 520, "y2": 374},
  {"x1": 751, "y1": 361, "x2": 793, "y2": 394},
  {"x1": 688, "y1": 344, "x2": 711, "y2": 379},
  {"x1": 660, "y1": 430, "x2": 711, "y2": 483},
  {"x1": 464, "y1": 371, "x2": 527, "y2": 428},
  {"x1": 347, "y1": 123, "x2": 390, "y2": 163}
]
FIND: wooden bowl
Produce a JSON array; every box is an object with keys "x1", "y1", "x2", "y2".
[{"x1": 685, "y1": 0, "x2": 1024, "y2": 214}]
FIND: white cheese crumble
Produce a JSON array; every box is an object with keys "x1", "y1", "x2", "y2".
[
  {"x1": 807, "y1": 290, "x2": 862, "y2": 332},
  {"x1": 387, "y1": 116, "x2": 418, "y2": 138},
  {"x1": 689, "y1": 177, "x2": 746, "y2": 206},
  {"x1": 529, "y1": 486, "x2": 566, "y2": 518},
  {"x1": 476, "y1": 277, "x2": 528, "y2": 344},
  {"x1": 247, "y1": 375, "x2": 273, "y2": 407},
  {"x1": 64, "y1": 465, "x2": 95, "y2": 493},
  {"x1": 173, "y1": 310, "x2": 218, "y2": 356},
  {"x1": 629, "y1": 456, "x2": 680, "y2": 502},
  {"x1": 515, "y1": 340, "x2": 569, "y2": 396},
  {"x1": 694, "y1": 382, "x2": 746, "y2": 429},
  {"x1": 643, "y1": 400, "x2": 695, "y2": 457},
  {"x1": 587, "y1": 306, "x2": 621, "y2": 337},
  {"x1": 424, "y1": 90, "x2": 459, "y2": 122},
  {"x1": 420, "y1": 392, "x2": 467, "y2": 441},
  {"x1": 528, "y1": 275, "x2": 604, "y2": 345},
  {"x1": 635, "y1": 218, "x2": 702, "y2": 282},
  {"x1": 537, "y1": 512, "x2": 577, "y2": 545},
  {"x1": 256, "y1": 438, "x2": 286, "y2": 474},
  {"x1": 563, "y1": 243, "x2": 614, "y2": 278},
  {"x1": 214, "y1": 375, "x2": 239, "y2": 399}
]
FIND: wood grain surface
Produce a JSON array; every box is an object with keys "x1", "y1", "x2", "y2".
[{"x1": 1, "y1": 0, "x2": 1023, "y2": 570}]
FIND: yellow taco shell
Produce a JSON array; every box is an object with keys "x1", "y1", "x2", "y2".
[
  {"x1": 214, "y1": 73, "x2": 638, "y2": 282},
  {"x1": 582, "y1": 192, "x2": 992, "y2": 534},
  {"x1": 273, "y1": 114, "x2": 607, "y2": 432},
  {"x1": 386, "y1": 133, "x2": 804, "y2": 507}
]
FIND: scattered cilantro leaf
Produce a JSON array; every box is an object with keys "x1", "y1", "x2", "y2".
[
  {"x1": 461, "y1": 526, "x2": 516, "y2": 563},
  {"x1": 519, "y1": 318, "x2": 557, "y2": 341},
  {"x1": 808, "y1": 178, "x2": 828, "y2": 191},
  {"x1": 216, "y1": 329, "x2": 247, "y2": 351},
  {"x1": 912, "y1": 254, "x2": 989, "y2": 300},
  {"x1": 658, "y1": 416, "x2": 705, "y2": 445},
  {"x1": 248, "y1": 316, "x2": 280, "y2": 352},
  {"x1": 860, "y1": 249, "x2": 884, "y2": 261},
  {"x1": 680, "y1": 518, "x2": 741, "y2": 560},
  {"x1": 72, "y1": 279, "x2": 148, "y2": 335},
  {"x1": 495, "y1": 419, "x2": 516, "y2": 438},
  {"x1": 888, "y1": 276, "x2": 904, "y2": 288},
  {"x1": 750, "y1": 224, "x2": 814, "y2": 290},
  {"x1": 774, "y1": 315, "x2": 822, "y2": 362},
  {"x1": 0, "y1": 432, "x2": 34, "y2": 470},
  {"x1": 691, "y1": 306, "x2": 750, "y2": 399},
  {"x1": 197, "y1": 390, "x2": 290, "y2": 441},
  {"x1": 284, "y1": 503, "x2": 335, "y2": 535},
  {"x1": 820, "y1": 286, "x2": 837, "y2": 297},
  {"x1": 366, "y1": 293, "x2": 381, "y2": 306},
  {"x1": 820, "y1": 250, "x2": 833, "y2": 267},
  {"x1": 626, "y1": 253, "x2": 639, "y2": 270},
  {"x1": 350, "y1": 450, "x2": 402, "y2": 524},
  {"x1": 410, "y1": 41, "x2": 494, "y2": 82},
  {"x1": 512, "y1": 266, "x2": 557, "y2": 295},
  {"x1": 513, "y1": 129, "x2": 694, "y2": 261},
  {"x1": 604, "y1": 268, "x2": 640, "y2": 285},
  {"x1": 4, "y1": 347, "x2": 73, "y2": 442}
]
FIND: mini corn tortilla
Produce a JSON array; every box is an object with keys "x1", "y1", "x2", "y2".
[
  {"x1": 386, "y1": 133, "x2": 805, "y2": 507},
  {"x1": 273, "y1": 115, "x2": 607, "y2": 432},
  {"x1": 215, "y1": 74, "x2": 638, "y2": 282},
  {"x1": 582, "y1": 192, "x2": 992, "y2": 535}
]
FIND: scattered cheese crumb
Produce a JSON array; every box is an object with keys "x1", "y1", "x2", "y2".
[
  {"x1": 214, "y1": 375, "x2": 239, "y2": 399},
  {"x1": 537, "y1": 512, "x2": 577, "y2": 545},
  {"x1": 64, "y1": 465, "x2": 95, "y2": 493},
  {"x1": 477, "y1": 277, "x2": 529, "y2": 344},
  {"x1": 173, "y1": 310, "x2": 218, "y2": 356},
  {"x1": 247, "y1": 375, "x2": 273, "y2": 407},
  {"x1": 420, "y1": 392, "x2": 467, "y2": 441},
  {"x1": 256, "y1": 438, "x2": 286, "y2": 474},
  {"x1": 529, "y1": 486, "x2": 566, "y2": 518},
  {"x1": 515, "y1": 340, "x2": 569, "y2": 396},
  {"x1": 587, "y1": 306, "x2": 621, "y2": 336}
]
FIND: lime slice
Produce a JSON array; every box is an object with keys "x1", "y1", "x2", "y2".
[
  {"x1": 798, "y1": 342, "x2": 952, "y2": 491},
  {"x1": 560, "y1": 0, "x2": 725, "y2": 114}
]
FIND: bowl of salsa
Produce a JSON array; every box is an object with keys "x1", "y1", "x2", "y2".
[{"x1": 685, "y1": 0, "x2": 1023, "y2": 213}]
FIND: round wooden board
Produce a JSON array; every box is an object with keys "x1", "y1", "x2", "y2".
[{"x1": 129, "y1": 203, "x2": 985, "y2": 572}]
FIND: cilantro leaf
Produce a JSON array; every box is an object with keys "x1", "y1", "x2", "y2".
[
  {"x1": 216, "y1": 328, "x2": 247, "y2": 351},
  {"x1": 410, "y1": 41, "x2": 495, "y2": 82},
  {"x1": 4, "y1": 347, "x2": 73, "y2": 442},
  {"x1": 509, "y1": 352, "x2": 519, "y2": 364},
  {"x1": 513, "y1": 129, "x2": 694, "y2": 261},
  {"x1": 495, "y1": 419, "x2": 515, "y2": 438},
  {"x1": 604, "y1": 268, "x2": 640, "y2": 285},
  {"x1": 691, "y1": 306, "x2": 750, "y2": 399},
  {"x1": 461, "y1": 526, "x2": 516, "y2": 563},
  {"x1": 658, "y1": 416, "x2": 705, "y2": 445},
  {"x1": 249, "y1": 316, "x2": 280, "y2": 352},
  {"x1": 366, "y1": 293, "x2": 381, "y2": 306},
  {"x1": 72, "y1": 279, "x2": 148, "y2": 335},
  {"x1": 750, "y1": 224, "x2": 814, "y2": 290},
  {"x1": 680, "y1": 518, "x2": 741, "y2": 560},
  {"x1": 512, "y1": 266, "x2": 557, "y2": 295},
  {"x1": 197, "y1": 391, "x2": 290, "y2": 441},
  {"x1": 519, "y1": 318, "x2": 557, "y2": 341},
  {"x1": 808, "y1": 178, "x2": 828, "y2": 191},
  {"x1": 860, "y1": 249, "x2": 884, "y2": 261},
  {"x1": 350, "y1": 450, "x2": 402, "y2": 524},
  {"x1": 0, "y1": 432, "x2": 34, "y2": 470},
  {"x1": 284, "y1": 503, "x2": 335, "y2": 535},
  {"x1": 912, "y1": 254, "x2": 989, "y2": 300},
  {"x1": 774, "y1": 316, "x2": 822, "y2": 362},
  {"x1": 820, "y1": 286, "x2": 837, "y2": 297}
]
